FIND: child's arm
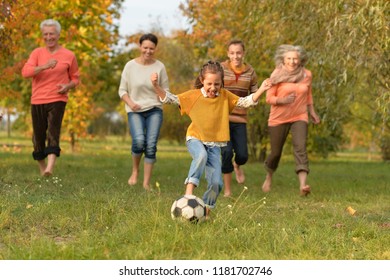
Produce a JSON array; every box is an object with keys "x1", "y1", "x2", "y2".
[
  {"x1": 251, "y1": 78, "x2": 272, "y2": 103},
  {"x1": 236, "y1": 78, "x2": 273, "y2": 108},
  {"x1": 151, "y1": 73, "x2": 180, "y2": 105}
]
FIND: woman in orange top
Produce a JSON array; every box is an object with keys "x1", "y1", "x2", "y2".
[{"x1": 261, "y1": 45, "x2": 320, "y2": 196}]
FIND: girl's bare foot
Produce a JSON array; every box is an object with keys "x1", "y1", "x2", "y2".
[
  {"x1": 143, "y1": 184, "x2": 151, "y2": 192},
  {"x1": 233, "y1": 162, "x2": 245, "y2": 184},
  {"x1": 185, "y1": 183, "x2": 196, "y2": 195}
]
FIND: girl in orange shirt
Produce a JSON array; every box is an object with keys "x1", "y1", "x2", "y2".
[
  {"x1": 262, "y1": 45, "x2": 320, "y2": 196},
  {"x1": 152, "y1": 61, "x2": 271, "y2": 218}
]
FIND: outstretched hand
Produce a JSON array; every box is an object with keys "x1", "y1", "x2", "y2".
[
  {"x1": 252, "y1": 78, "x2": 273, "y2": 102},
  {"x1": 259, "y1": 78, "x2": 273, "y2": 92}
]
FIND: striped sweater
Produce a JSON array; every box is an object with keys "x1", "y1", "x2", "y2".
[{"x1": 221, "y1": 60, "x2": 258, "y2": 123}]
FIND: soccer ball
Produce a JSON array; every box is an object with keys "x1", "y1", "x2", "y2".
[{"x1": 171, "y1": 195, "x2": 206, "y2": 223}]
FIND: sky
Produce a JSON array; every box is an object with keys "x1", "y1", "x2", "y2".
[{"x1": 118, "y1": 0, "x2": 188, "y2": 36}]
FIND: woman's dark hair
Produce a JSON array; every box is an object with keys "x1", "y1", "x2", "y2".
[
  {"x1": 194, "y1": 61, "x2": 224, "y2": 89},
  {"x1": 139, "y1": 33, "x2": 158, "y2": 46}
]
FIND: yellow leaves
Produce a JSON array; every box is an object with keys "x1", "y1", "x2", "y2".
[
  {"x1": 155, "y1": 182, "x2": 161, "y2": 194},
  {"x1": 62, "y1": 86, "x2": 93, "y2": 142},
  {"x1": 78, "y1": 26, "x2": 88, "y2": 37},
  {"x1": 180, "y1": 0, "x2": 238, "y2": 59},
  {"x1": 346, "y1": 206, "x2": 357, "y2": 216},
  {"x1": 105, "y1": 14, "x2": 113, "y2": 25}
]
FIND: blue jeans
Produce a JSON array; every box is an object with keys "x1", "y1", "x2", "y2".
[
  {"x1": 185, "y1": 139, "x2": 223, "y2": 209},
  {"x1": 127, "y1": 107, "x2": 163, "y2": 164},
  {"x1": 221, "y1": 122, "x2": 248, "y2": 173}
]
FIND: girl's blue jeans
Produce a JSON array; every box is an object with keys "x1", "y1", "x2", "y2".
[
  {"x1": 185, "y1": 139, "x2": 223, "y2": 209},
  {"x1": 127, "y1": 107, "x2": 163, "y2": 164}
]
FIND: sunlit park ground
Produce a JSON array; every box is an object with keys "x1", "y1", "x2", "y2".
[{"x1": 0, "y1": 132, "x2": 389, "y2": 259}]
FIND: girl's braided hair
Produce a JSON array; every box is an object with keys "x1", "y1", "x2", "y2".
[{"x1": 194, "y1": 60, "x2": 224, "y2": 89}]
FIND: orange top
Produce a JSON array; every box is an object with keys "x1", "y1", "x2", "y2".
[
  {"x1": 178, "y1": 88, "x2": 239, "y2": 142},
  {"x1": 266, "y1": 69, "x2": 313, "y2": 126},
  {"x1": 22, "y1": 47, "x2": 79, "y2": 105}
]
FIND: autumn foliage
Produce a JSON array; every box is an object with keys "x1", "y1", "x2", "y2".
[
  {"x1": 0, "y1": 0, "x2": 124, "y2": 148},
  {"x1": 1, "y1": 0, "x2": 389, "y2": 160}
]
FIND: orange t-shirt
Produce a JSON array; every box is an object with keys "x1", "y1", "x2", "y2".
[
  {"x1": 22, "y1": 47, "x2": 79, "y2": 105},
  {"x1": 266, "y1": 69, "x2": 313, "y2": 126},
  {"x1": 178, "y1": 88, "x2": 239, "y2": 142}
]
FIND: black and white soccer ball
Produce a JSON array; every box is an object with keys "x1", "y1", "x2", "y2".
[{"x1": 171, "y1": 195, "x2": 206, "y2": 223}]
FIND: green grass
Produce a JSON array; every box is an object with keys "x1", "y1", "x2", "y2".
[{"x1": 0, "y1": 134, "x2": 389, "y2": 260}]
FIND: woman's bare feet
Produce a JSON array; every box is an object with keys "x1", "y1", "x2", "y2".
[
  {"x1": 262, "y1": 172, "x2": 272, "y2": 193},
  {"x1": 300, "y1": 185, "x2": 311, "y2": 196},
  {"x1": 128, "y1": 172, "x2": 138, "y2": 185},
  {"x1": 233, "y1": 162, "x2": 245, "y2": 184}
]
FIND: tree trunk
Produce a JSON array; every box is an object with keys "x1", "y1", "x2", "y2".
[
  {"x1": 70, "y1": 131, "x2": 76, "y2": 153},
  {"x1": 380, "y1": 134, "x2": 390, "y2": 162},
  {"x1": 7, "y1": 108, "x2": 11, "y2": 138}
]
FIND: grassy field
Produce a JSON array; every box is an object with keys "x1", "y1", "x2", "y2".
[{"x1": 0, "y1": 134, "x2": 389, "y2": 260}]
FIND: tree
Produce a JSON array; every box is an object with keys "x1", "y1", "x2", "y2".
[
  {"x1": 240, "y1": 0, "x2": 389, "y2": 160},
  {"x1": 0, "y1": 0, "x2": 125, "y2": 150},
  {"x1": 179, "y1": 0, "x2": 389, "y2": 160}
]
